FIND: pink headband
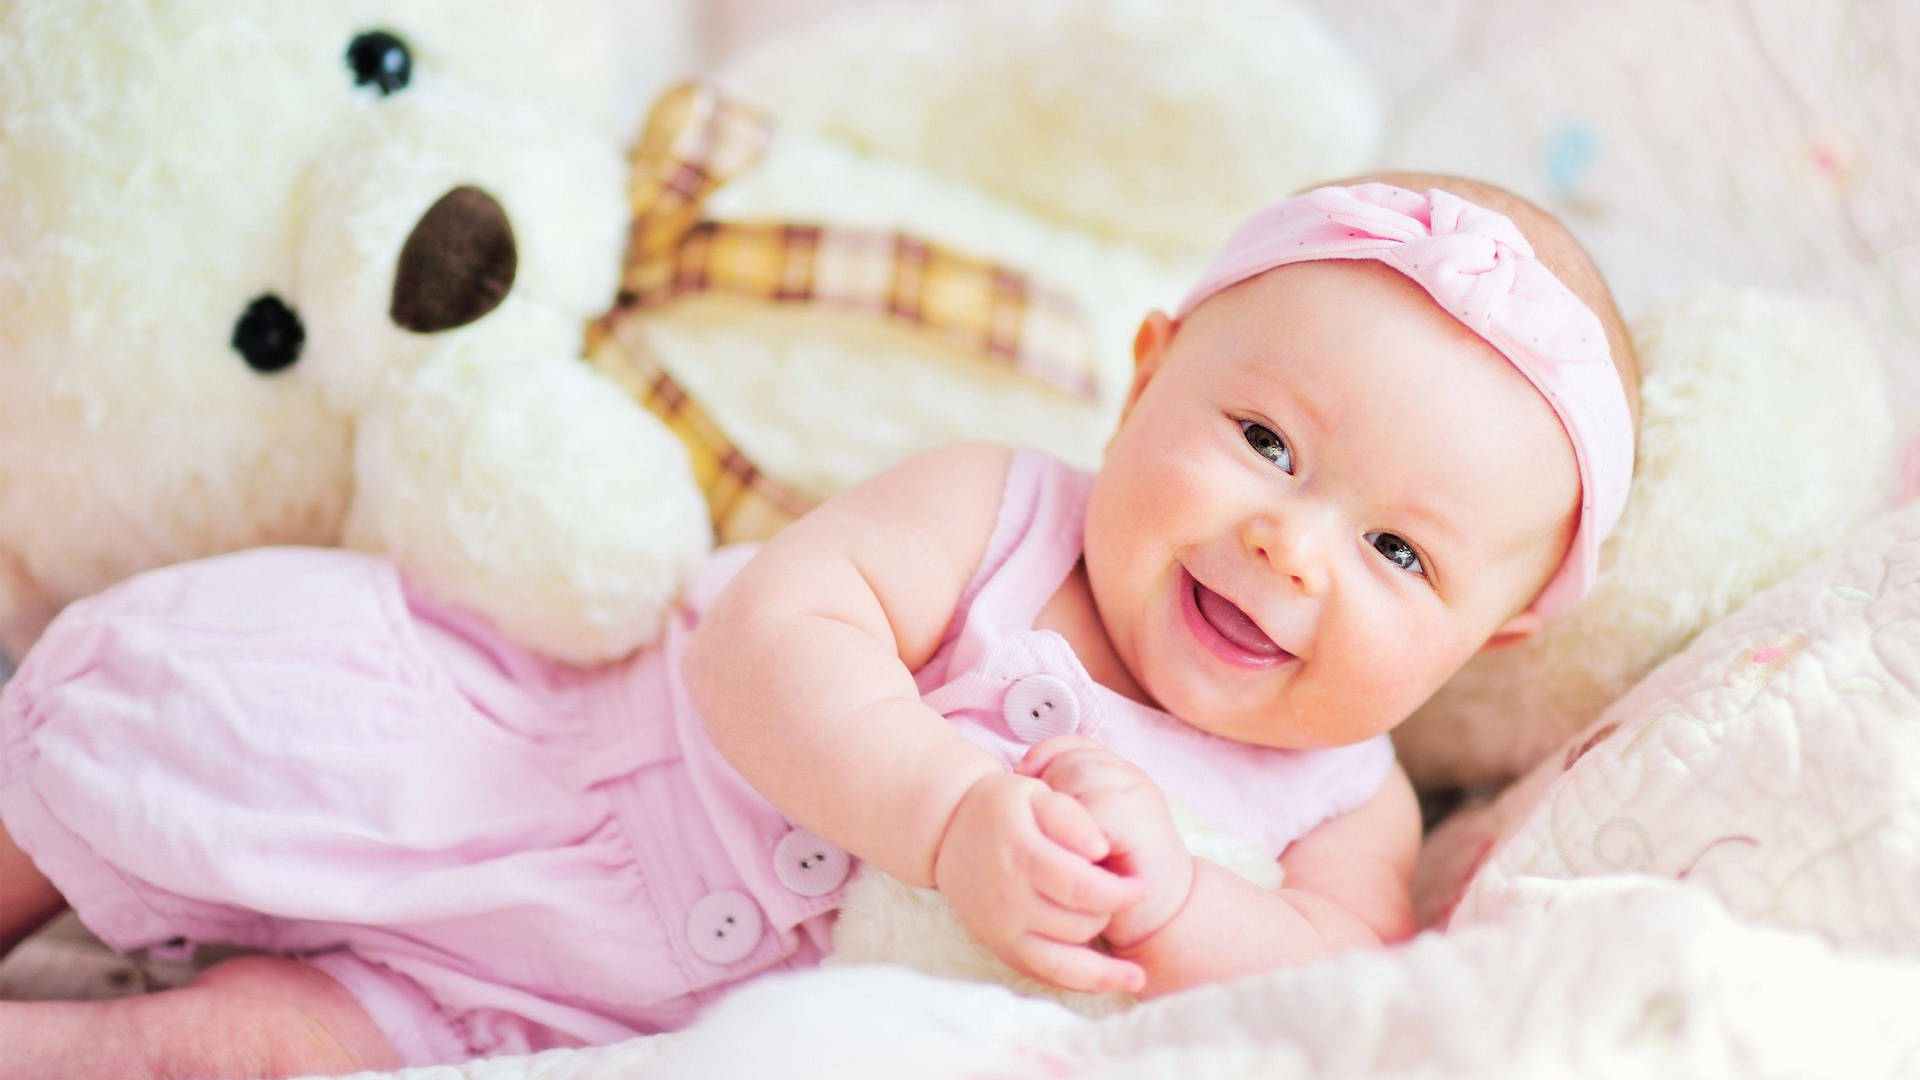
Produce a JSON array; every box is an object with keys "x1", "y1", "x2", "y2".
[{"x1": 1175, "y1": 182, "x2": 1633, "y2": 620}]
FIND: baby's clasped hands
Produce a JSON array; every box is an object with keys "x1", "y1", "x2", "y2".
[
  {"x1": 1016, "y1": 736, "x2": 1197, "y2": 954},
  {"x1": 931, "y1": 766, "x2": 1150, "y2": 994}
]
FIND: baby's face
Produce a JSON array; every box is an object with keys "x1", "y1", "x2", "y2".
[{"x1": 1084, "y1": 260, "x2": 1580, "y2": 749}]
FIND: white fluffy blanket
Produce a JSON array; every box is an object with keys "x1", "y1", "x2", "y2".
[{"x1": 343, "y1": 879, "x2": 1920, "y2": 1080}]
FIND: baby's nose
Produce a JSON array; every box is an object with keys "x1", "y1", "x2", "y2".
[
  {"x1": 390, "y1": 185, "x2": 517, "y2": 333},
  {"x1": 1242, "y1": 511, "x2": 1331, "y2": 597}
]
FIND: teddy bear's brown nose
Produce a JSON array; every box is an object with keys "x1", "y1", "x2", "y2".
[{"x1": 390, "y1": 185, "x2": 517, "y2": 333}]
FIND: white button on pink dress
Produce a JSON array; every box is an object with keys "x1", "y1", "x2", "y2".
[
  {"x1": 1000, "y1": 672, "x2": 1080, "y2": 742},
  {"x1": 683, "y1": 889, "x2": 764, "y2": 966},
  {"x1": 771, "y1": 827, "x2": 852, "y2": 898}
]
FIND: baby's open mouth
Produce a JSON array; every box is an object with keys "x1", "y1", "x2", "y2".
[{"x1": 1182, "y1": 570, "x2": 1293, "y2": 666}]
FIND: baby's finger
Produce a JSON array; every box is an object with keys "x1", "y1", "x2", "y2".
[
  {"x1": 1015, "y1": 734, "x2": 1105, "y2": 779},
  {"x1": 1032, "y1": 788, "x2": 1110, "y2": 862},
  {"x1": 1036, "y1": 748, "x2": 1139, "y2": 801},
  {"x1": 1024, "y1": 834, "x2": 1145, "y2": 913},
  {"x1": 1011, "y1": 933, "x2": 1146, "y2": 996},
  {"x1": 1024, "y1": 894, "x2": 1113, "y2": 946}
]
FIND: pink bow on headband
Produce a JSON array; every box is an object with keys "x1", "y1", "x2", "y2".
[{"x1": 1174, "y1": 182, "x2": 1634, "y2": 620}]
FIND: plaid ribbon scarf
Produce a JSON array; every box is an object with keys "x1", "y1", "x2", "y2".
[{"x1": 586, "y1": 82, "x2": 1098, "y2": 544}]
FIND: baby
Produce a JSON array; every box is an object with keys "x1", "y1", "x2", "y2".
[{"x1": 0, "y1": 171, "x2": 1637, "y2": 1077}]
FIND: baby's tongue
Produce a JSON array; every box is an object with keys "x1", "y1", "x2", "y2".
[{"x1": 1194, "y1": 582, "x2": 1283, "y2": 656}]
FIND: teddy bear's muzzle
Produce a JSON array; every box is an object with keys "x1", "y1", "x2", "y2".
[{"x1": 390, "y1": 185, "x2": 518, "y2": 334}]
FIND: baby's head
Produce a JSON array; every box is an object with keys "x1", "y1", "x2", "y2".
[{"x1": 1085, "y1": 171, "x2": 1639, "y2": 750}]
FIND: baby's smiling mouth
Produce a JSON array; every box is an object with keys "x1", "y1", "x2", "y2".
[
  {"x1": 1194, "y1": 580, "x2": 1284, "y2": 656},
  {"x1": 1180, "y1": 569, "x2": 1295, "y2": 667}
]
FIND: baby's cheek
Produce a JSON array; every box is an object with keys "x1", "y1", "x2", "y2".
[
  {"x1": 1318, "y1": 616, "x2": 1453, "y2": 740},
  {"x1": 1140, "y1": 449, "x2": 1223, "y2": 537},
  {"x1": 1381, "y1": 626, "x2": 1471, "y2": 716},
  {"x1": 1097, "y1": 456, "x2": 1198, "y2": 562}
]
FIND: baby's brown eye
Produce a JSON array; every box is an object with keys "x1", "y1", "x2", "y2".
[
  {"x1": 1366, "y1": 532, "x2": 1425, "y2": 577},
  {"x1": 1239, "y1": 420, "x2": 1293, "y2": 473}
]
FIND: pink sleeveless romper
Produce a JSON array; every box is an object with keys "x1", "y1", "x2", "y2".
[{"x1": 0, "y1": 448, "x2": 1392, "y2": 1065}]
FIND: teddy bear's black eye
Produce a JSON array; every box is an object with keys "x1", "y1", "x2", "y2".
[
  {"x1": 232, "y1": 295, "x2": 305, "y2": 373},
  {"x1": 346, "y1": 31, "x2": 412, "y2": 96}
]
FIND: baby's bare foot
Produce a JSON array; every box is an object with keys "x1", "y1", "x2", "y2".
[
  {"x1": 0, "y1": 956, "x2": 401, "y2": 1079},
  {"x1": 0, "y1": 995, "x2": 152, "y2": 1079}
]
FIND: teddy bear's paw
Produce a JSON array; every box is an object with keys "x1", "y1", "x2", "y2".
[{"x1": 345, "y1": 350, "x2": 713, "y2": 664}]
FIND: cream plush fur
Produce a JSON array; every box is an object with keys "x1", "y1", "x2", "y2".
[{"x1": 0, "y1": 0, "x2": 711, "y2": 664}]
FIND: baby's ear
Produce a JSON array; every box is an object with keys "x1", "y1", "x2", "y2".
[
  {"x1": 1480, "y1": 609, "x2": 1544, "y2": 652},
  {"x1": 1121, "y1": 311, "x2": 1176, "y2": 421}
]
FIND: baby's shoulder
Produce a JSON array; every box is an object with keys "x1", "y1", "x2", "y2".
[
  {"x1": 864, "y1": 439, "x2": 1017, "y2": 585},
  {"x1": 741, "y1": 442, "x2": 1018, "y2": 671},
  {"x1": 903, "y1": 441, "x2": 1018, "y2": 499},
  {"x1": 788, "y1": 441, "x2": 1014, "y2": 533},
  {"x1": 838, "y1": 441, "x2": 1016, "y2": 546}
]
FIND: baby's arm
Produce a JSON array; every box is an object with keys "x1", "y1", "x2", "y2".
[
  {"x1": 684, "y1": 443, "x2": 1007, "y2": 884},
  {"x1": 1020, "y1": 737, "x2": 1420, "y2": 997},
  {"x1": 1128, "y1": 766, "x2": 1420, "y2": 995},
  {"x1": 1267, "y1": 765, "x2": 1423, "y2": 947},
  {"x1": 683, "y1": 443, "x2": 1144, "y2": 992}
]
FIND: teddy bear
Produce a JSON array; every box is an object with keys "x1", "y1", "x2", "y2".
[
  {"x1": 0, "y1": 0, "x2": 1391, "y2": 1016},
  {"x1": 0, "y1": 0, "x2": 713, "y2": 667},
  {"x1": 0, "y1": 0, "x2": 1386, "y2": 672}
]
